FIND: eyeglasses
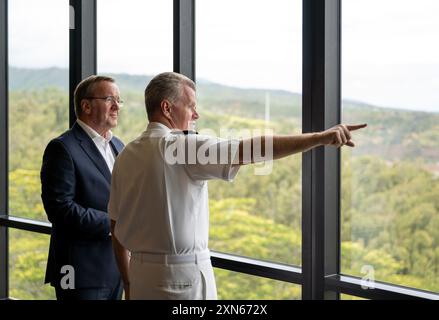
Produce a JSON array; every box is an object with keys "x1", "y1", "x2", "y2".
[{"x1": 85, "y1": 96, "x2": 124, "y2": 107}]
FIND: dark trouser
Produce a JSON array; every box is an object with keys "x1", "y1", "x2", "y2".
[{"x1": 54, "y1": 279, "x2": 123, "y2": 300}]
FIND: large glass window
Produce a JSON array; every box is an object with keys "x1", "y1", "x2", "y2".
[
  {"x1": 9, "y1": 230, "x2": 54, "y2": 299},
  {"x1": 8, "y1": 0, "x2": 69, "y2": 219},
  {"x1": 215, "y1": 268, "x2": 301, "y2": 299},
  {"x1": 97, "y1": 0, "x2": 173, "y2": 144},
  {"x1": 342, "y1": 0, "x2": 439, "y2": 292},
  {"x1": 196, "y1": 0, "x2": 302, "y2": 266},
  {"x1": 7, "y1": 0, "x2": 69, "y2": 299}
]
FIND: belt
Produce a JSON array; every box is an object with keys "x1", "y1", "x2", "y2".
[{"x1": 131, "y1": 249, "x2": 211, "y2": 265}]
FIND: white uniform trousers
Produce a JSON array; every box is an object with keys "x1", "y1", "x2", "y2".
[{"x1": 129, "y1": 250, "x2": 217, "y2": 300}]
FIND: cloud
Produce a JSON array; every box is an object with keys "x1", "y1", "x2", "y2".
[{"x1": 8, "y1": 0, "x2": 439, "y2": 112}]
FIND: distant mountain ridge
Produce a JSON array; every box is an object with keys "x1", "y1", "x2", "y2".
[
  {"x1": 9, "y1": 67, "x2": 69, "y2": 91},
  {"x1": 8, "y1": 66, "x2": 361, "y2": 109},
  {"x1": 9, "y1": 66, "x2": 152, "y2": 92},
  {"x1": 9, "y1": 66, "x2": 303, "y2": 97},
  {"x1": 8, "y1": 67, "x2": 439, "y2": 164}
]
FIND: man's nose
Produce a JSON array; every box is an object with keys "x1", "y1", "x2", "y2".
[{"x1": 192, "y1": 110, "x2": 199, "y2": 120}]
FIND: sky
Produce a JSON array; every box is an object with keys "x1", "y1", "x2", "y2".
[{"x1": 7, "y1": 0, "x2": 439, "y2": 112}]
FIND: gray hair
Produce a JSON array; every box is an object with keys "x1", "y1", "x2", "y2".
[
  {"x1": 74, "y1": 75, "x2": 115, "y2": 118},
  {"x1": 144, "y1": 72, "x2": 196, "y2": 120}
]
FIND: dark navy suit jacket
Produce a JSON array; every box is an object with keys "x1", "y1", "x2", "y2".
[{"x1": 40, "y1": 122, "x2": 124, "y2": 289}]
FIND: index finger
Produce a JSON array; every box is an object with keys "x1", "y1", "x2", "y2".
[{"x1": 346, "y1": 123, "x2": 367, "y2": 131}]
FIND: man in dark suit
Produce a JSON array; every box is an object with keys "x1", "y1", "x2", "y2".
[{"x1": 40, "y1": 75, "x2": 125, "y2": 300}]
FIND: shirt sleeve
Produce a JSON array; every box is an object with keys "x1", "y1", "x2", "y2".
[{"x1": 174, "y1": 134, "x2": 241, "y2": 182}]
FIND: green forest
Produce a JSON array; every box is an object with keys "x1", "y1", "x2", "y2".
[{"x1": 6, "y1": 68, "x2": 439, "y2": 299}]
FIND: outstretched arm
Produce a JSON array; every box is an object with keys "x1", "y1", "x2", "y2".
[{"x1": 237, "y1": 123, "x2": 367, "y2": 164}]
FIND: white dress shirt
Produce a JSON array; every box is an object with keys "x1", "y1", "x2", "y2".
[
  {"x1": 108, "y1": 122, "x2": 240, "y2": 255},
  {"x1": 77, "y1": 119, "x2": 116, "y2": 172}
]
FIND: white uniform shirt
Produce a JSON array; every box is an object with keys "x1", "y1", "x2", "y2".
[
  {"x1": 77, "y1": 119, "x2": 116, "y2": 172},
  {"x1": 108, "y1": 122, "x2": 240, "y2": 254}
]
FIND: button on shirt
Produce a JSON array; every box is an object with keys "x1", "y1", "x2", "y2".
[
  {"x1": 108, "y1": 122, "x2": 241, "y2": 255},
  {"x1": 77, "y1": 119, "x2": 116, "y2": 172}
]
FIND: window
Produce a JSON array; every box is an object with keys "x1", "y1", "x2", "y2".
[
  {"x1": 342, "y1": 0, "x2": 439, "y2": 292},
  {"x1": 97, "y1": 0, "x2": 173, "y2": 143},
  {"x1": 9, "y1": 229, "x2": 54, "y2": 299},
  {"x1": 8, "y1": 0, "x2": 69, "y2": 221},
  {"x1": 7, "y1": 0, "x2": 69, "y2": 300},
  {"x1": 215, "y1": 268, "x2": 301, "y2": 299},
  {"x1": 196, "y1": 0, "x2": 302, "y2": 266}
]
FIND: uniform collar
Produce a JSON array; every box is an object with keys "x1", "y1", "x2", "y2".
[{"x1": 146, "y1": 121, "x2": 172, "y2": 133}]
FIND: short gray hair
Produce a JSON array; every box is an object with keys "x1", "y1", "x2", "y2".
[{"x1": 144, "y1": 72, "x2": 195, "y2": 120}]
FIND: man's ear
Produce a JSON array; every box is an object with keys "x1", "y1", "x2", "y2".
[
  {"x1": 81, "y1": 99, "x2": 91, "y2": 115},
  {"x1": 160, "y1": 99, "x2": 172, "y2": 120}
]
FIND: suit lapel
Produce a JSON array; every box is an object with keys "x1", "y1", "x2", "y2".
[
  {"x1": 72, "y1": 123, "x2": 112, "y2": 184},
  {"x1": 110, "y1": 138, "x2": 123, "y2": 156}
]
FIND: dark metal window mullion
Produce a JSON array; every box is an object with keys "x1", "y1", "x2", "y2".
[
  {"x1": 302, "y1": 0, "x2": 341, "y2": 300},
  {"x1": 174, "y1": 0, "x2": 195, "y2": 81},
  {"x1": 323, "y1": 0, "x2": 342, "y2": 299},
  {"x1": 173, "y1": 0, "x2": 196, "y2": 81},
  {"x1": 69, "y1": 0, "x2": 97, "y2": 128}
]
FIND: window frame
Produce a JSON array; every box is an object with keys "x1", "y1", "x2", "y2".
[
  {"x1": 302, "y1": 0, "x2": 341, "y2": 300},
  {"x1": 69, "y1": 0, "x2": 97, "y2": 127}
]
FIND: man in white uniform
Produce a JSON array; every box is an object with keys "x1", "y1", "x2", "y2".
[{"x1": 108, "y1": 72, "x2": 367, "y2": 300}]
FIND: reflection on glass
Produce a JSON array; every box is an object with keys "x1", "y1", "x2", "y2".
[
  {"x1": 9, "y1": 229, "x2": 55, "y2": 299},
  {"x1": 197, "y1": 0, "x2": 302, "y2": 266},
  {"x1": 215, "y1": 268, "x2": 300, "y2": 300},
  {"x1": 342, "y1": 0, "x2": 439, "y2": 292},
  {"x1": 97, "y1": 0, "x2": 173, "y2": 143},
  {"x1": 8, "y1": 0, "x2": 69, "y2": 222}
]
